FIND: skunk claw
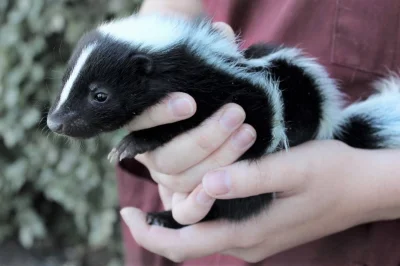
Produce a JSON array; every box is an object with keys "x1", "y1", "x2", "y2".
[
  {"x1": 107, "y1": 148, "x2": 118, "y2": 163},
  {"x1": 108, "y1": 133, "x2": 154, "y2": 163},
  {"x1": 119, "y1": 150, "x2": 129, "y2": 161},
  {"x1": 110, "y1": 134, "x2": 140, "y2": 162}
]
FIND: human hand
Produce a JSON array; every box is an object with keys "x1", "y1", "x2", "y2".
[
  {"x1": 135, "y1": 101, "x2": 256, "y2": 222},
  {"x1": 121, "y1": 140, "x2": 400, "y2": 262},
  {"x1": 124, "y1": 22, "x2": 245, "y2": 222}
]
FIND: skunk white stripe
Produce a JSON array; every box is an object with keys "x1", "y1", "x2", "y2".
[
  {"x1": 265, "y1": 78, "x2": 288, "y2": 153},
  {"x1": 245, "y1": 47, "x2": 344, "y2": 140},
  {"x1": 98, "y1": 15, "x2": 289, "y2": 152},
  {"x1": 99, "y1": 15, "x2": 183, "y2": 52},
  {"x1": 194, "y1": 54, "x2": 288, "y2": 153},
  {"x1": 55, "y1": 44, "x2": 97, "y2": 111},
  {"x1": 99, "y1": 14, "x2": 241, "y2": 57}
]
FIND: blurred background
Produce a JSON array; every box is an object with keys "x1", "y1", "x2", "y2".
[{"x1": 0, "y1": 0, "x2": 143, "y2": 265}]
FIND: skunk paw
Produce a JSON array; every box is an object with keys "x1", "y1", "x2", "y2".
[
  {"x1": 107, "y1": 133, "x2": 151, "y2": 163},
  {"x1": 146, "y1": 211, "x2": 185, "y2": 229}
]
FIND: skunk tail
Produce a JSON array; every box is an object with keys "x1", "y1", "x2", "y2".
[{"x1": 335, "y1": 75, "x2": 400, "y2": 149}]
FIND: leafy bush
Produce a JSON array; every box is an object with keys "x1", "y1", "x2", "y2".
[{"x1": 0, "y1": 0, "x2": 142, "y2": 264}]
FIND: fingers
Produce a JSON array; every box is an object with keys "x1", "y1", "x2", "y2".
[
  {"x1": 148, "y1": 124, "x2": 256, "y2": 225},
  {"x1": 137, "y1": 103, "x2": 246, "y2": 176},
  {"x1": 125, "y1": 92, "x2": 196, "y2": 131},
  {"x1": 166, "y1": 125, "x2": 256, "y2": 224},
  {"x1": 120, "y1": 207, "x2": 234, "y2": 262},
  {"x1": 171, "y1": 184, "x2": 215, "y2": 225},
  {"x1": 202, "y1": 147, "x2": 310, "y2": 199},
  {"x1": 141, "y1": 123, "x2": 256, "y2": 193},
  {"x1": 174, "y1": 124, "x2": 256, "y2": 189}
]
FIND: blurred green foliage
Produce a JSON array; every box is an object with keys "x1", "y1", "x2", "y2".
[{"x1": 0, "y1": 0, "x2": 142, "y2": 264}]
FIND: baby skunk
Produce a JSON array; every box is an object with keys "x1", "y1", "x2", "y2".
[{"x1": 47, "y1": 14, "x2": 400, "y2": 229}]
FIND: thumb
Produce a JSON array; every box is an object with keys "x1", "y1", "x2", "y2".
[{"x1": 202, "y1": 151, "x2": 306, "y2": 199}]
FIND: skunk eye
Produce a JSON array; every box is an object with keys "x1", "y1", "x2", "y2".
[{"x1": 94, "y1": 92, "x2": 108, "y2": 102}]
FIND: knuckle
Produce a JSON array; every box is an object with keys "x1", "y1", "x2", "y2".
[
  {"x1": 210, "y1": 156, "x2": 224, "y2": 170},
  {"x1": 147, "y1": 105, "x2": 161, "y2": 124},
  {"x1": 243, "y1": 162, "x2": 264, "y2": 195},
  {"x1": 194, "y1": 131, "x2": 218, "y2": 154},
  {"x1": 157, "y1": 173, "x2": 193, "y2": 193},
  {"x1": 152, "y1": 155, "x2": 178, "y2": 175}
]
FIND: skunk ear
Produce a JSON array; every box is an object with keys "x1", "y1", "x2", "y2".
[{"x1": 130, "y1": 54, "x2": 153, "y2": 75}]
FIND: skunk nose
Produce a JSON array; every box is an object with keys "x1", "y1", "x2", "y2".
[{"x1": 47, "y1": 118, "x2": 64, "y2": 133}]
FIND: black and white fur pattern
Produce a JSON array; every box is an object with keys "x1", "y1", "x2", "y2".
[
  {"x1": 338, "y1": 76, "x2": 400, "y2": 149},
  {"x1": 47, "y1": 14, "x2": 400, "y2": 229}
]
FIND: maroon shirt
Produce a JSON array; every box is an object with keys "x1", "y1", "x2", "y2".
[{"x1": 117, "y1": 1, "x2": 400, "y2": 265}]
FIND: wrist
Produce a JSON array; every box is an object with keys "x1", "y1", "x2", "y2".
[{"x1": 353, "y1": 149, "x2": 400, "y2": 223}]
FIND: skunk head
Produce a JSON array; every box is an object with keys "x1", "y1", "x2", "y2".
[
  {"x1": 47, "y1": 14, "x2": 242, "y2": 138},
  {"x1": 47, "y1": 30, "x2": 156, "y2": 138}
]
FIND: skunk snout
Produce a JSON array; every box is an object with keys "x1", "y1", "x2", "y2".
[
  {"x1": 46, "y1": 110, "x2": 75, "y2": 135},
  {"x1": 47, "y1": 115, "x2": 65, "y2": 134},
  {"x1": 47, "y1": 111, "x2": 96, "y2": 138},
  {"x1": 47, "y1": 118, "x2": 64, "y2": 133}
]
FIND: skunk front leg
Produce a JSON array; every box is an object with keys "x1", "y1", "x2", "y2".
[
  {"x1": 108, "y1": 131, "x2": 160, "y2": 162},
  {"x1": 108, "y1": 126, "x2": 173, "y2": 162},
  {"x1": 109, "y1": 111, "x2": 213, "y2": 162}
]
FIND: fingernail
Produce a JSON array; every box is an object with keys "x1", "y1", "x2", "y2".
[
  {"x1": 232, "y1": 127, "x2": 256, "y2": 149},
  {"x1": 203, "y1": 170, "x2": 231, "y2": 195},
  {"x1": 220, "y1": 108, "x2": 244, "y2": 131},
  {"x1": 169, "y1": 97, "x2": 194, "y2": 117},
  {"x1": 196, "y1": 189, "x2": 213, "y2": 204}
]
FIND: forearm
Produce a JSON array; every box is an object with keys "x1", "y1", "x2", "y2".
[{"x1": 139, "y1": 0, "x2": 204, "y2": 17}]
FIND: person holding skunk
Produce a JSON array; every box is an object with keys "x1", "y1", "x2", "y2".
[{"x1": 116, "y1": 0, "x2": 400, "y2": 265}]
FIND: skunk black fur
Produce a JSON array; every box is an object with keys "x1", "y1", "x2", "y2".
[{"x1": 47, "y1": 14, "x2": 400, "y2": 229}]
